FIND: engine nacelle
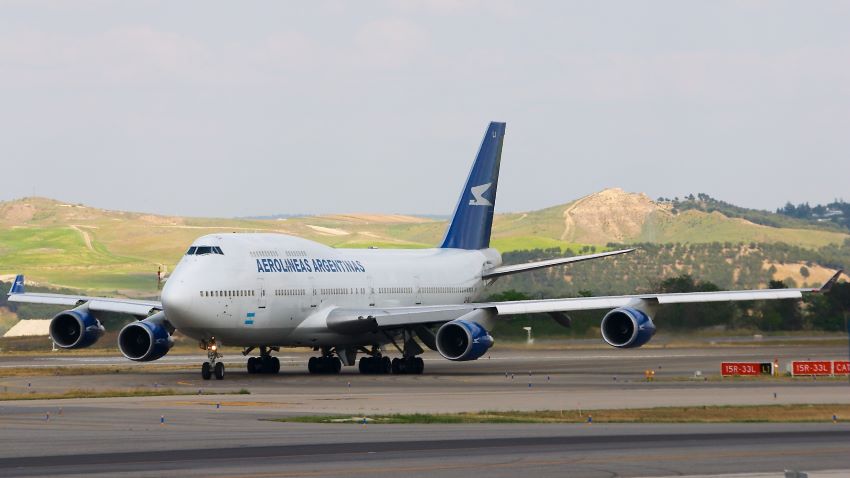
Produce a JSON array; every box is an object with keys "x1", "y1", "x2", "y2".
[
  {"x1": 436, "y1": 318, "x2": 494, "y2": 361},
  {"x1": 118, "y1": 313, "x2": 174, "y2": 362},
  {"x1": 49, "y1": 306, "x2": 104, "y2": 349},
  {"x1": 600, "y1": 307, "x2": 656, "y2": 348}
]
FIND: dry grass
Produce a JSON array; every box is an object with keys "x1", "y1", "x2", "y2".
[
  {"x1": 0, "y1": 364, "x2": 190, "y2": 377},
  {"x1": 280, "y1": 404, "x2": 850, "y2": 425},
  {"x1": 0, "y1": 388, "x2": 183, "y2": 401},
  {"x1": 0, "y1": 387, "x2": 250, "y2": 401}
]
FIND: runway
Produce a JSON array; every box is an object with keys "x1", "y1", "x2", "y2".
[{"x1": 1, "y1": 343, "x2": 849, "y2": 477}]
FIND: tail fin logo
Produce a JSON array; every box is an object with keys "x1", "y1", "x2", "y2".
[
  {"x1": 10, "y1": 274, "x2": 24, "y2": 294},
  {"x1": 468, "y1": 183, "x2": 493, "y2": 207}
]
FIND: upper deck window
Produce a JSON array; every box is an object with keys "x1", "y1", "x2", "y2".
[{"x1": 187, "y1": 246, "x2": 224, "y2": 256}]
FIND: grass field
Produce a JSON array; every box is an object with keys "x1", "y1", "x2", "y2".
[
  {"x1": 0, "y1": 388, "x2": 250, "y2": 401},
  {"x1": 273, "y1": 404, "x2": 850, "y2": 424},
  {"x1": 1, "y1": 195, "x2": 847, "y2": 295}
]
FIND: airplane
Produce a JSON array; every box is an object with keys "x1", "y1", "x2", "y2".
[{"x1": 6, "y1": 122, "x2": 842, "y2": 380}]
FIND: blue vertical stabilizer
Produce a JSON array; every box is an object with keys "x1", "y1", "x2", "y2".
[
  {"x1": 9, "y1": 274, "x2": 24, "y2": 294},
  {"x1": 440, "y1": 122, "x2": 506, "y2": 250}
]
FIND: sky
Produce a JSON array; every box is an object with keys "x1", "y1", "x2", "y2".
[{"x1": 1, "y1": 1, "x2": 849, "y2": 218}]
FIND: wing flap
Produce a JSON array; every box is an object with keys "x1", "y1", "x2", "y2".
[{"x1": 654, "y1": 289, "x2": 802, "y2": 304}]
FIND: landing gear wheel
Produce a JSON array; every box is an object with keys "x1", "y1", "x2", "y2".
[
  {"x1": 247, "y1": 357, "x2": 258, "y2": 374},
  {"x1": 271, "y1": 357, "x2": 281, "y2": 374},
  {"x1": 359, "y1": 356, "x2": 392, "y2": 375},
  {"x1": 201, "y1": 338, "x2": 224, "y2": 380},
  {"x1": 390, "y1": 357, "x2": 425, "y2": 375},
  {"x1": 309, "y1": 356, "x2": 341, "y2": 374}
]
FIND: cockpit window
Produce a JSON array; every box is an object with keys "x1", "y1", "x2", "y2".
[{"x1": 187, "y1": 246, "x2": 224, "y2": 256}]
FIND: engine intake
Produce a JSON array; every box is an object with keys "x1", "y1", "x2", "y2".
[
  {"x1": 436, "y1": 318, "x2": 494, "y2": 361},
  {"x1": 600, "y1": 307, "x2": 656, "y2": 348},
  {"x1": 118, "y1": 313, "x2": 174, "y2": 362},
  {"x1": 49, "y1": 307, "x2": 104, "y2": 349}
]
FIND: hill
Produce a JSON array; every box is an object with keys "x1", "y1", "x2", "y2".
[{"x1": 0, "y1": 191, "x2": 847, "y2": 296}]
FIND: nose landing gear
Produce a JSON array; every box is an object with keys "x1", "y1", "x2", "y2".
[{"x1": 200, "y1": 338, "x2": 224, "y2": 380}]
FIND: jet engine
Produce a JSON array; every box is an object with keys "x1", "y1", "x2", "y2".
[
  {"x1": 600, "y1": 307, "x2": 656, "y2": 348},
  {"x1": 118, "y1": 313, "x2": 174, "y2": 362},
  {"x1": 49, "y1": 306, "x2": 104, "y2": 349},
  {"x1": 436, "y1": 318, "x2": 494, "y2": 361}
]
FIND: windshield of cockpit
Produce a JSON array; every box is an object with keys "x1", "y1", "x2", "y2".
[{"x1": 185, "y1": 246, "x2": 224, "y2": 255}]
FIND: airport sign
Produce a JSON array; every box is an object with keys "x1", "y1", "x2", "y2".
[{"x1": 720, "y1": 362, "x2": 772, "y2": 376}]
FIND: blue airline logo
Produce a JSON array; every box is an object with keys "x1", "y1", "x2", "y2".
[{"x1": 256, "y1": 258, "x2": 365, "y2": 274}]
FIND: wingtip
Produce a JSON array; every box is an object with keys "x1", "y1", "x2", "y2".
[{"x1": 818, "y1": 269, "x2": 843, "y2": 293}]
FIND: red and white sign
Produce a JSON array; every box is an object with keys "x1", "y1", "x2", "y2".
[
  {"x1": 791, "y1": 361, "x2": 832, "y2": 376},
  {"x1": 833, "y1": 361, "x2": 850, "y2": 375},
  {"x1": 721, "y1": 362, "x2": 769, "y2": 376}
]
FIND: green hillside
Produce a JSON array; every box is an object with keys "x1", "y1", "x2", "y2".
[{"x1": 0, "y1": 190, "x2": 847, "y2": 296}]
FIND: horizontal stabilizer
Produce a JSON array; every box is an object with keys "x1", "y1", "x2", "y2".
[{"x1": 482, "y1": 249, "x2": 634, "y2": 279}]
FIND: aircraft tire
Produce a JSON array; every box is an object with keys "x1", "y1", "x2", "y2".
[
  {"x1": 247, "y1": 357, "x2": 257, "y2": 374},
  {"x1": 271, "y1": 357, "x2": 280, "y2": 374},
  {"x1": 358, "y1": 357, "x2": 371, "y2": 374},
  {"x1": 308, "y1": 357, "x2": 317, "y2": 374},
  {"x1": 214, "y1": 362, "x2": 225, "y2": 380},
  {"x1": 201, "y1": 362, "x2": 212, "y2": 380},
  {"x1": 381, "y1": 356, "x2": 391, "y2": 374},
  {"x1": 414, "y1": 357, "x2": 424, "y2": 374},
  {"x1": 391, "y1": 358, "x2": 401, "y2": 374}
]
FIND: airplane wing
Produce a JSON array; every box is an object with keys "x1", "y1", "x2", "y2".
[
  {"x1": 6, "y1": 275, "x2": 161, "y2": 317},
  {"x1": 326, "y1": 270, "x2": 843, "y2": 333},
  {"x1": 482, "y1": 249, "x2": 634, "y2": 279}
]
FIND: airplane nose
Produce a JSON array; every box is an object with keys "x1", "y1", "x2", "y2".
[{"x1": 161, "y1": 279, "x2": 193, "y2": 326}]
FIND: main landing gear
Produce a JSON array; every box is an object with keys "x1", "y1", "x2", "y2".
[
  {"x1": 358, "y1": 354, "x2": 391, "y2": 375},
  {"x1": 362, "y1": 330, "x2": 425, "y2": 375},
  {"x1": 391, "y1": 356, "x2": 424, "y2": 375},
  {"x1": 244, "y1": 346, "x2": 280, "y2": 374},
  {"x1": 200, "y1": 338, "x2": 224, "y2": 380},
  {"x1": 308, "y1": 347, "x2": 342, "y2": 374},
  {"x1": 357, "y1": 339, "x2": 424, "y2": 375}
]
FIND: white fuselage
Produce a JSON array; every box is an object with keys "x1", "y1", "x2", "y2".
[{"x1": 160, "y1": 234, "x2": 502, "y2": 347}]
